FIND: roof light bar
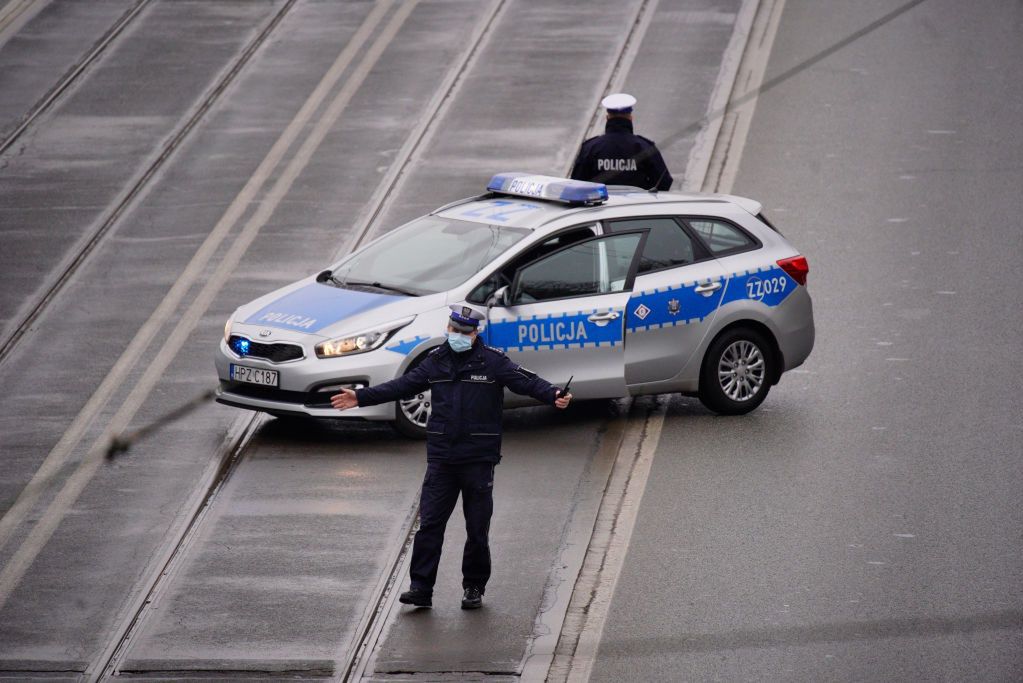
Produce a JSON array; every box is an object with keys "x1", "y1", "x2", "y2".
[{"x1": 487, "y1": 173, "x2": 608, "y2": 205}]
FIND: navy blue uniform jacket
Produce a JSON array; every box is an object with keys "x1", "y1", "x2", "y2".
[
  {"x1": 355, "y1": 341, "x2": 560, "y2": 464},
  {"x1": 570, "y1": 117, "x2": 673, "y2": 191}
]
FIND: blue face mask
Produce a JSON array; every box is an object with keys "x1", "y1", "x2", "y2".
[{"x1": 447, "y1": 331, "x2": 473, "y2": 353}]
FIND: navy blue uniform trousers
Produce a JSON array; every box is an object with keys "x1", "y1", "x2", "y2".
[{"x1": 410, "y1": 460, "x2": 495, "y2": 593}]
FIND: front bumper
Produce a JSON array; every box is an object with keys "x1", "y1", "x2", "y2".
[{"x1": 214, "y1": 336, "x2": 406, "y2": 420}]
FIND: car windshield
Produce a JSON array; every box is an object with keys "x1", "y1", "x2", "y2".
[{"x1": 329, "y1": 217, "x2": 530, "y2": 296}]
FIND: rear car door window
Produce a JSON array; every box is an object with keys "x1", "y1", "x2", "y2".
[{"x1": 607, "y1": 218, "x2": 697, "y2": 273}]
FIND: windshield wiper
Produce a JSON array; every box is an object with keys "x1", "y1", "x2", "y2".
[{"x1": 337, "y1": 279, "x2": 420, "y2": 297}]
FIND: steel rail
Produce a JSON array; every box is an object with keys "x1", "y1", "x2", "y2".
[
  {"x1": 337, "y1": 1, "x2": 657, "y2": 678},
  {"x1": 0, "y1": 0, "x2": 152, "y2": 156},
  {"x1": 0, "y1": 0, "x2": 299, "y2": 367},
  {"x1": 93, "y1": 413, "x2": 263, "y2": 682}
]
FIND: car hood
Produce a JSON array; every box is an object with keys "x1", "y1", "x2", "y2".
[{"x1": 236, "y1": 279, "x2": 420, "y2": 337}]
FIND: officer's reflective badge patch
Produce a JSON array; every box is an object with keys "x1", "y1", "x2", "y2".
[{"x1": 514, "y1": 365, "x2": 537, "y2": 379}]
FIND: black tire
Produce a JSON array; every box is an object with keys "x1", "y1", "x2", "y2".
[
  {"x1": 393, "y1": 354, "x2": 432, "y2": 439},
  {"x1": 698, "y1": 327, "x2": 774, "y2": 415}
]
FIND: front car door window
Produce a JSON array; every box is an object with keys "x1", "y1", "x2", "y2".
[
  {"x1": 467, "y1": 226, "x2": 598, "y2": 305},
  {"x1": 513, "y1": 232, "x2": 643, "y2": 303},
  {"x1": 481, "y1": 231, "x2": 646, "y2": 399}
]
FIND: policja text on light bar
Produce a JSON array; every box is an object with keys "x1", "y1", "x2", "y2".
[{"x1": 486, "y1": 172, "x2": 608, "y2": 205}]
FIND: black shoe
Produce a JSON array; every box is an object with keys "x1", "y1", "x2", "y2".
[
  {"x1": 399, "y1": 588, "x2": 432, "y2": 607},
  {"x1": 461, "y1": 586, "x2": 483, "y2": 610}
]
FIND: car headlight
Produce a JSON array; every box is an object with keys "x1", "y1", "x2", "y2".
[{"x1": 315, "y1": 318, "x2": 413, "y2": 359}]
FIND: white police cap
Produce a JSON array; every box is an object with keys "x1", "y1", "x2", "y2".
[
  {"x1": 449, "y1": 304, "x2": 485, "y2": 332},
  {"x1": 601, "y1": 92, "x2": 637, "y2": 113}
]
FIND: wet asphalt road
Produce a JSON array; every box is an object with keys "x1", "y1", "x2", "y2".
[
  {"x1": 0, "y1": 0, "x2": 1020, "y2": 680},
  {"x1": 593, "y1": 0, "x2": 1023, "y2": 681},
  {"x1": 0, "y1": 0, "x2": 744, "y2": 678}
]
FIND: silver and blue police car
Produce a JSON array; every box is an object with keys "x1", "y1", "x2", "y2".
[{"x1": 216, "y1": 173, "x2": 814, "y2": 436}]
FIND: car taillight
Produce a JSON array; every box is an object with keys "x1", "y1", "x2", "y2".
[{"x1": 777, "y1": 255, "x2": 809, "y2": 286}]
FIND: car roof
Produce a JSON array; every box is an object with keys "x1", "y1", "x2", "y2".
[{"x1": 434, "y1": 188, "x2": 763, "y2": 232}]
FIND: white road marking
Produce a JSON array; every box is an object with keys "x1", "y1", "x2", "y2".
[
  {"x1": 0, "y1": 0, "x2": 414, "y2": 612},
  {"x1": 0, "y1": 0, "x2": 45, "y2": 44},
  {"x1": 702, "y1": 0, "x2": 786, "y2": 193},
  {"x1": 550, "y1": 2, "x2": 775, "y2": 679},
  {"x1": 561, "y1": 397, "x2": 667, "y2": 683},
  {"x1": 682, "y1": 0, "x2": 759, "y2": 191}
]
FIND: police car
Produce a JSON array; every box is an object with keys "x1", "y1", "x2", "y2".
[{"x1": 216, "y1": 173, "x2": 814, "y2": 436}]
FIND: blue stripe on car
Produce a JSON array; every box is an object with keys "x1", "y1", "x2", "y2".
[
  {"x1": 386, "y1": 335, "x2": 430, "y2": 355},
  {"x1": 486, "y1": 310, "x2": 623, "y2": 352},
  {"x1": 626, "y1": 266, "x2": 796, "y2": 332}
]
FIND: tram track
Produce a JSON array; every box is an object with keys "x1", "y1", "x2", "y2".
[
  {"x1": 89, "y1": 2, "x2": 508, "y2": 679},
  {"x1": 0, "y1": 0, "x2": 151, "y2": 157},
  {"x1": 336, "y1": 2, "x2": 661, "y2": 680},
  {"x1": 0, "y1": 0, "x2": 299, "y2": 368},
  {"x1": 2, "y1": 0, "x2": 687, "y2": 678}
]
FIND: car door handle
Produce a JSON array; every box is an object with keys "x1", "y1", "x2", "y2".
[
  {"x1": 695, "y1": 281, "x2": 722, "y2": 296},
  {"x1": 587, "y1": 311, "x2": 620, "y2": 327}
]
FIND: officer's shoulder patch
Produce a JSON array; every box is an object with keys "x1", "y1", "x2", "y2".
[
  {"x1": 514, "y1": 365, "x2": 537, "y2": 380},
  {"x1": 483, "y1": 344, "x2": 507, "y2": 357},
  {"x1": 427, "y1": 345, "x2": 443, "y2": 356}
]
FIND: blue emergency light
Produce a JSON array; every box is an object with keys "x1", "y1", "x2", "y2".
[
  {"x1": 487, "y1": 173, "x2": 608, "y2": 205},
  {"x1": 231, "y1": 337, "x2": 250, "y2": 356}
]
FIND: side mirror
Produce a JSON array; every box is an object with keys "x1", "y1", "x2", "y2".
[
  {"x1": 316, "y1": 269, "x2": 333, "y2": 283},
  {"x1": 488, "y1": 285, "x2": 510, "y2": 307}
]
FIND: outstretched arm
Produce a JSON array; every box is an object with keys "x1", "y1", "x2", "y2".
[{"x1": 332, "y1": 359, "x2": 432, "y2": 411}]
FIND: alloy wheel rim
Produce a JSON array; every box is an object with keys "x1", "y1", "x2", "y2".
[
  {"x1": 717, "y1": 340, "x2": 765, "y2": 402},
  {"x1": 399, "y1": 389, "x2": 432, "y2": 428}
]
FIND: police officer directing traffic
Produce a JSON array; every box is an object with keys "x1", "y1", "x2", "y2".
[
  {"x1": 571, "y1": 92, "x2": 673, "y2": 191},
  {"x1": 331, "y1": 305, "x2": 572, "y2": 610}
]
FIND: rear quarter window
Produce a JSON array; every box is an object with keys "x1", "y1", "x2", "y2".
[{"x1": 686, "y1": 219, "x2": 758, "y2": 256}]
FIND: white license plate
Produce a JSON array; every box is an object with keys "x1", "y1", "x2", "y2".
[{"x1": 230, "y1": 364, "x2": 279, "y2": 387}]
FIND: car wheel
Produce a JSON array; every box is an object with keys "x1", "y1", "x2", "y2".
[
  {"x1": 393, "y1": 355, "x2": 431, "y2": 439},
  {"x1": 698, "y1": 327, "x2": 774, "y2": 415}
]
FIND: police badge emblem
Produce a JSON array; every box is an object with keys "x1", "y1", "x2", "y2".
[{"x1": 668, "y1": 299, "x2": 681, "y2": 315}]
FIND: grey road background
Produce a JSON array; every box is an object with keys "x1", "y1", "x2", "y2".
[
  {"x1": 593, "y1": 0, "x2": 1023, "y2": 681},
  {"x1": 0, "y1": 0, "x2": 1020, "y2": 680}
]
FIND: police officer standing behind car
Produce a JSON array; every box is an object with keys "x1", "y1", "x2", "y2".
[
  {"x1": 571, "y1": 92, "x2": 673, "y2": 191},
  {"x1": 330, "y1": 305, "x2": 572, "y2": 610}
]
